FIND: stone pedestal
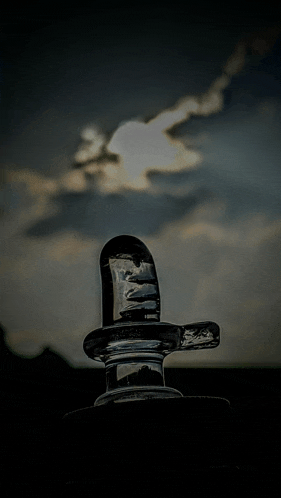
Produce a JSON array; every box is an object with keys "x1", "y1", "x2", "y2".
[{"x1": 62, "y1": 397, "x2": 237, "y2": 496}]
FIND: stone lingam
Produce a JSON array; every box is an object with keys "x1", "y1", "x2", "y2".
[
  {"x1": 81, "y1": 234, "x2": 228, "y2": 408},
  {"x1": 62, "y1": 235, "x2": 234, "y2": 494}
]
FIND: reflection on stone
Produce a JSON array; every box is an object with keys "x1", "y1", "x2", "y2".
[
  {"x1": 116, "y1": 362, "x2": 162, "y2": 382},
  {"x1": 180, "y1": 322, "x2": 220, "y2": 350},
  {"x1": 117, "y1": 364, "x2": 163, "y2": 387},
  {"x1": 109, "y1": 258, "x2": 158, "y2": 322},
  {"x1": 100, "y1": 235, "x2": 160, "y2": 326},
  {"x1": 105, "y1": 355, "x2": 165, "y2": 392},
  {"x1": 126, "y1": 283, "x2": 158, "y2": 301}
]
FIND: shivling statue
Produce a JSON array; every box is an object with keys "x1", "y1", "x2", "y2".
[{"x1": 83, "y1": 235, "x2": 221, "y2": 406}]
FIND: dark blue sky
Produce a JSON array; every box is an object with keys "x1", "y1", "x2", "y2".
[{"x1": 1, "y1": 3, "x2": 281, "y2": 366}]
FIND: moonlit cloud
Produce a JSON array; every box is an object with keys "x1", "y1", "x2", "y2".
[
  {"x1": 60, "y1": 25, "x2": 280, "y2": 196},
  {"x1": 67, "y1": 41, "x2": 247, "y2": 194},
  {"x1": 3, "y1": 24, "x2": 279, "y2": 205},
  {"x1": 74, "y1": 127, "x2": 106, "y2": 163}
]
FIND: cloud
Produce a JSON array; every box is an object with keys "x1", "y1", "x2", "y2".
[
  {"x1": 25, "y1": 188, "x2": 208, "y2": 239},
  {"x1": 147, "y1": 207, "x2": 281, "y2": 367},
  {"x1": 74, "y1": 127, "x2": 107, "y2": 163},
  {"x1": 62, "y1": 24, "x2": 280, "y2": 196},
  {"x1": 1, "y1": 23, "x2": 279, "y2": 226}
]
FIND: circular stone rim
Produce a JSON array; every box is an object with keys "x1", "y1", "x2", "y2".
[
  {"x1": 94, "y1": 385, "x2": 183, "y2": 406},
  {"x1": 83, "y1": 322, "x2": 181, "y2": 361}
]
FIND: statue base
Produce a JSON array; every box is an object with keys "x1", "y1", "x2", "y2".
[
  {"x1": 94, "y1": 385, "x2": 183, "y2": 406},
  {"x1": 64, "y1": 394, "x2": 230, "y2": 419}
]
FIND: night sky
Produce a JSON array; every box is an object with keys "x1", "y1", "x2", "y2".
[{"x1": 1, "y1": 3, "x2": 281, "y2": 367}]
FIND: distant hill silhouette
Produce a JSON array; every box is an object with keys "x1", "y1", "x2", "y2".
[{"x1": 0, "y1": 324, "x2": 70, "y2": 372}]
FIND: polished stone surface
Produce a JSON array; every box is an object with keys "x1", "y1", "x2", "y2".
[{"x1": 84, "y1": 235, "x2": 221, "y2": 406}]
